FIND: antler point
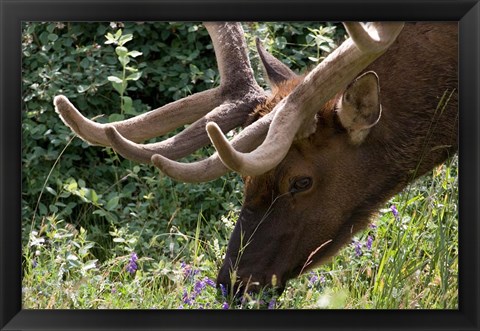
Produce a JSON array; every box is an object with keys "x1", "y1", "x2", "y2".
[{"x1": 53, "y1": 95, "x2": 70, "y2": 112}]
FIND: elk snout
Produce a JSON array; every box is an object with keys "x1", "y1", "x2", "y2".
[{"x1": 216, "y1": 262, "x2": 286, "y2": 299}]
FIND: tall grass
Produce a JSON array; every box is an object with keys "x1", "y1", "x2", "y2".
[
  {"x1": 298, "y1": 156, "x2": 458, "y2": 309},
  {"x1": 22, "y1": 154, "x2": 457, "y2": 309}
]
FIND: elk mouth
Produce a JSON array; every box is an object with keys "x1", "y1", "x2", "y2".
[
  {"x1": 216, "y1": 277, "x2": 286, "y2": 307},
  {"x1": 216, "y1": 265, "x2": 287, "y2": 301}
]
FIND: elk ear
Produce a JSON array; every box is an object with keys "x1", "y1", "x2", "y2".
[
  {"x1": 256, "y1": 38, "x2": 298, "y2": 88},
  {"x1": 336, "y1": 71, "x2": 382, "y2": 145}
]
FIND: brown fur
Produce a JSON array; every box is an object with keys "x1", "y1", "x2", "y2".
[
  {"x1": 217, "y1": 22, "x2": 458, "y2": 294},
  {"x1": 244, "y1": 77, "x2": 304, "y2": 127}
]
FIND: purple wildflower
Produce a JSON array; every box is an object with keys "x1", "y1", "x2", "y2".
[
  {"x1": 182, "y1": 290, "x2": 193, "y2": 305},
  {"x1": 126, "y1": 252, "x2": 138, "y2": 274},
  {"x1": 219, "y1": 283, "x2": 227, "y2": 297},
  {"x1": 181, "y1": 262, "x2": 199, "y2": 279},
  {"x1": 369, "y1": 222, "x2": 377, "y2": 229},
  {"x1": 391, "y1": 205, "x2": 400, "y2": 221},
  {"x1": 194, "y1": 279, "x2": 206, "y2": 295},
  {"x1": 32, "y1": 259, "x2": 38, "y2": 268},
  {"x1": 354, "y1": 240, "x2": 362, "y2": 256},
  {"x1": 268, "y1": 298, "x2": 276, "y2": 309},
  {"x1": 222, "y1": 302, "x2": 229, "y2": 309},
  {"x1": 366, "y1": 235, "x2": 373, "y2": 250},
  {"x1": 308, "y1": 272, "x2": 318, "y2": 287},
  {"x1": 204, "y1": 277, "x2": 216, "y2": 287}
]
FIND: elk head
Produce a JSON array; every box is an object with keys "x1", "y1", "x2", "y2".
[{"x1": 54, "y1": 22, "x2": 458, "y2": 296}]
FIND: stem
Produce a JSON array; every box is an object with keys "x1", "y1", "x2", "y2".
[{"x1": 120, "y1": 61, "x2": 127, "y2": 115}]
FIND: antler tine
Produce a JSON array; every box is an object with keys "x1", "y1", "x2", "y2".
[
  {"x1": 152, "y1": 153, "x2": 228, "y2": 183},
  {"x1": 105, "y1": 101, "x2": 261, "y2": 162},
  {"x1": 54, "y1": 88, "x2": 221, "y2": 146},
  {"x1": 55, "y1": 22, "x2": 266, "y2": 163},
  {"x1": 207, "y1": 22, "x2": 405, "y2": 176},
  {"x1": 344, "y1": 22, "x2": 404, "y2": 52},
  {"x1": 151, "y1": 109, "x2": 273, "y2": 182}
]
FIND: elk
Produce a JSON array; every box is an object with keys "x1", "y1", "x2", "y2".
[{"x1": 54, "y1": 22, "x2": 458, "y2": 296}]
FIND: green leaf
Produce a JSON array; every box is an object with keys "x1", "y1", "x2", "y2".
[
  {"x1": 59, "y1": 191, "x2": 72, "y2": 198},
  {"x1": 127, "y1": 50, "x2": 142, "y2": 58},
  {"x1": 47, "y1": 33, "x2": 58, "y2": 42},
  {"x1": 26, "y1": 24, "x2": 36, "y2": 34},
  {"x1": 106, "y1": 196, "x2": 120, "y2": 211},
  {"x1": 107, "y1": 76, "x2": 123, "y2": 84},
  {"x1": 275, "y1": 36, "x2": 287, "y2": 49},
  {"x1": 39, "y1": 203, "x2": 48, "y2": 215},
  {"x1": 104, "y1": 32, "x2": 117, "y2": 44},
  {"x1": 46, "y1": 23, "x2": 56, "y2": 33},
  {"x1": 122, "y1": 96, "x2": 133, "y2": 114},
  {"x1": 65, "y1": 178, "x2": 78, "y2": 192},
  {"x1": 111, "y1": 81, "x2": 126, "y2": 95},
  {"x1": 67, "y1": 254, "x2": 79, "y2": 261},
  {"x1": 125, "y1": 66, "x2": 138, "y2": 72},
  {"x1": 38, "y1": 31, "x2": 50, "y2": 45},
  {"x1": 115, "y1": 46, "x2": 128, "y2": 57},
  {"x1": 80, "y1": 58, "x2": 90, "y2": 69},
  {"x1": 93, "y1": 209, "x2": 107, "y2": 218},
  {"x1": 80, "y1": 188, "x2": 98, "y2": 204},
  {"x1": 118, "y1": 34, "x2": 133, "y2": 46},
  {"x1": 109, "y1": 113, "x2": 125, "y2": 122},
  {"x1": 118, "y1": 56, "x2": 130, "y2": 67},
  {"x1": 319, "y1": 45, "x2": 332, "y2": 53},
  {"x1": 80, "y1": 242, "x2": 95, "y2": 254},
  {"x1": 49, "y1": 204, "x2": 59, "y2": 213},
  {"x1": 82, "y1": 259, "x2": 98, "y2": 272},
  {"x1": 126, "y1": 72, "x2": 142, "y2": 81},
  {"x1": 45, "y1": 186, "x2": 57, "y2": 196},
  {"x1": 77, "y1": 85, "x2": 90, "y2": 93}
]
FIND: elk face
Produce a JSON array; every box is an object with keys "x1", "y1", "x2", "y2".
[
  {"x1": 217, "y1": 136, "x2": 379, "y2": 294},
  {"x1": 217, "y1": 52, "x2": 385, "y2": 294}
]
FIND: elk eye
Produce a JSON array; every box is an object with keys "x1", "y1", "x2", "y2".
[{"x1": 290, "y1": 176, "x2": 313, "y2": 193}]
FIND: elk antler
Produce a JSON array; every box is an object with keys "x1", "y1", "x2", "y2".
[
  {"x1": 54, "y1": 22, "x2": 267, "y2": 163},
  {"x1": 151, "y1": 109, "x2": 274, "y2": 182},
  {"x1": 205, "y1": 22, "x2": 405, "y2": 175},
  {"x1": 56, "y1": 22, "x2": 404, "y2": 182}
]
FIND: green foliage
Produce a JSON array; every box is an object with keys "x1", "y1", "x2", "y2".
[
  {"x1": 22, "y1": 22, "x2": 457, "y2": 310},
  {"x1": 22, "y1": 21, "x2": 223, "y2": 247},
  {"x1": 242, "y1": 22, "x2": 345, "y2": 86},
  {"x1": 105, "y1": 29, "x2": 143, "y2": 116}
]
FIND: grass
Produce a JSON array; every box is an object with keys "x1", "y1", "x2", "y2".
[{"x1": 22, "y1": 154, "x2": 458, "y2": 309}]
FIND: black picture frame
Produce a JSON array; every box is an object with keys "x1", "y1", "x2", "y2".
[{"x1": 1, "y1": 0, "x2": 479, "y2": 330}]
